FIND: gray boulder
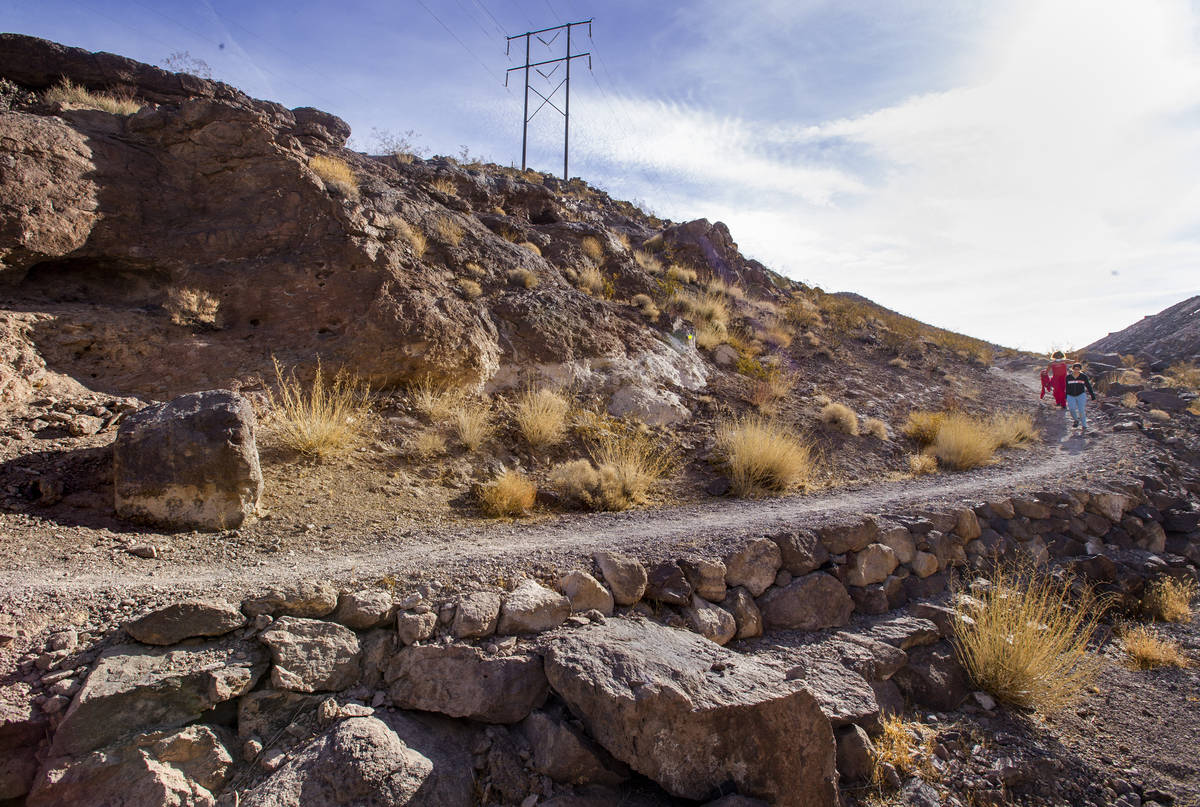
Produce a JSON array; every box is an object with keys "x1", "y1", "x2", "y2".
[
  {"x1": 240, "y1": 717, "x2": 431, "y2": 807},
  {"x1": 242, "y1": 582, "x2": 339, "y2": 618},
  {"x1": 124, "y1": 599, "x2": 246, "y2": 645},
  {"x1": 680, "y1": 557, "x2": 728, "y2": 602},
  {"x1": 498, "y1": 579, "x2": 570, "y2": 634},
  {"x1": 450, "y1": 591, "x2": 501, "y2": 639},
  {"x1": 680, "y1": 594, "x2": 737, "y2": 645},
  {"x1": 723, "y1": 537, "x2": 782, "y2": 596},
  {"x1": 520, "y1": 710, "x2": 629, "y2": 786},
  {"x1": 891, "y1": 641, "x2": 969, "y2": 711},
  {"x1": 113, "y1": 390, "x2": 262, "y2": 530},
  {"x1": 757, "y1": 573, "x2": 853, "y2": 632},
  {"x1": 543, "y1": 618, "x2": 837, "y2": 806},
  {"x1": 770, "y1": 529, "x2": 829, "y2": 575},
  {"x1": 259, "y1": 617, "x2": 362, "y2": 693},
  {"x1": 333, "y1": 589, "x2": 395, "y2": 629},
  {"x1": 52, "y1": 639, "x2": 267, "y2": 756},
  {"x1": 30, "y1": 725, "x2": 233, "y2": 807},
  {"x1": 560, "y1": 571, "x2": 614, "y2": 615},
  {"x1": 385, "y1": 644, "x2": 547, "y2": 723},
  {"x1": 592, "y1": 551, "x2": 647, "y2": 605}
]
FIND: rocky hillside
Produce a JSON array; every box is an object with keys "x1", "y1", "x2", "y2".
[{"x1": 1087, "y1": 294, "x2": 1200, "y2": 366}]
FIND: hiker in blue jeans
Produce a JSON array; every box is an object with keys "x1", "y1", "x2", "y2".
[{"x1": 1065, "y1": 363, "x2": 1096, "y2": 433}]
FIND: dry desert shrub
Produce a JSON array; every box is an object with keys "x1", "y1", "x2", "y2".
[
  {"x1": 551, "y1": 434, "x2": 670, "y2": 511},
  {"x1": 706, "y1": 277, "x2": 746, "y2": 300},
  {"x1": 1164, "y1": 361, "x2": 1200, "y2": 389},
  {"x1": 44, "y1": 78, "x2": 140, "y2": 114},
  {"x1": 412, "y1": 429, "x2": 446, "y2": 458},
  {"x1": 519, "y1": 241, "x2": 542, "y2": 256},
  {"x1": 931, "y1": 413, "x2": 997, "y2": 470},
  {"x1": 785, "y1": 297, "x2": 824, "y2": 329},
  {"x1": 1190, "y1": 399, "x2": 1200, "y2": 416},
  {"x1": 1143, "y1": 576, "x2": 1197, "y2": 622},
  {"x1": 479, "y1": 470, "x2": 536, "y2": 517},
  {"x1": 757, "y1": 319, "x2": 793, "y2": 349},
  {"x1": 716, "y1": 416, "x2": 814, "y2": 497},
  {"x1": 870, "y1": 715, "x2": 938, "y2": 787},
  {"x1": 1121, "y1": 624, "x2": 1189, "y2": 669},
  {"x1": 902, "y1": 411, "x2": 945, "y2": 445},
  {"x1": 665, "y1": 264, "x2": 698, "y2": 284},
  {"x1": 408, "y1": 377, "x2": 462, "y2": 420},
  {"x1": 457, "y1": 278, "x2": 482, "y2": 299},
  {"x1": 451, "y1": 402, "x2": 492, "y2": 451},
  {"x1": 820, "y1": 402, "x2": 859, "y2": 435},
  {"x1": 633, "y1": 250, "x2": 663, "y2": 275},
  {"x1": 1120, "y1": 392, "x2": 1139, "y2": 408},
  {"x1": 908, "y1": 453, "x2": 938, "y2": 475},
  {"x1": 953, "y1": 566, "x2": 1104, "y2": 713},
  {"x1": 989, "y1": 412, "x2": 1039, "y2": 448},
  {"x1": 888, "y1": 356, "x2": 909, "y2": 369},
  {"x1": 669, "y1": 290, "x2": 729, "y2": 331},
  {"x1": 391, "y1": 218, "x2": 426, "y2": 257},
  {"x1": 434, "y1": 216, "x2": 463, "y2": 246},
  {"x1": 576, "y1": 265, "x2": 605, "y2": 295},
  {"x1": 747, "y1": 370, "x2": 794, "y2": 412},
  {"x1": 267, "y1": 358, "x2": 371, "y2": 459},
  {"x1": 514, "y1": 387, "x2": 570, "y2": 448},
  {"x1": 165, "y1": 287, "x2": 219, "y2": 326},
  {"x1": 630, "y1": 293, "x2": 659, "y2": 319},
  {"x1": 694, "y1": 319, "x2": 728, "y2": 349},
  {"x1": 429, "y1": 176, "x2": 457, "y2": 195},
  {"x1": 507, "y1": 268, "x2": 539, "y2": 289},
  {"x1": 463, "y1": 261, "x2": 486, "y2": 278},
  {"x1": 1148, "y1": 408, "x2": 1170, "y2": 422},
  {"x1": 309, "y1": 155, "x2": 358, "y2": 199},
  {"x1": 580, "y1": 235, "x2": 604, "y2": 262},
  {"x1": 863, "y1": 417, "x2": 889, "y2": 440}
]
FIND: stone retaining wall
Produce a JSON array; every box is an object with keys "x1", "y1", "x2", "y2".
[{"x1": 5, "y1": 472, "x2": 1199, "y2": 806}]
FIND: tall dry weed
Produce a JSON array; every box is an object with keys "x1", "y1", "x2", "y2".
[
  {"x1": 514, "y1": 387, "x2": 570, "y2": 448},
  {"x1": 716, "y1": 416, "x2": 814, "y2": 496},
  {"x1": 267, "y1": 358, "x2": 371, "y2": 459}
]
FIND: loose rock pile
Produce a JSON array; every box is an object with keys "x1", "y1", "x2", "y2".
[{"x1": 4, "y1": 468, "x2": 1197, "y2": 806}]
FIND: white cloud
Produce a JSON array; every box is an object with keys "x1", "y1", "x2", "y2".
[{"x1": 544, "y1": 0, "x2": 1200, "y2": 351}]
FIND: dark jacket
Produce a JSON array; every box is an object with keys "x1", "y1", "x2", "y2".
[{"x1": 1065, "y1": 372, "x2": 1096, "y2": 399}]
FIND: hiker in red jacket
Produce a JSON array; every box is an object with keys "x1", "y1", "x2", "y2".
[
  {"x1": 1039, "y1": 369, "x2": 1052, "y2": 400},
  {"x1": 1046, "y1": 351, "x2": 1068, "y2": 408}
]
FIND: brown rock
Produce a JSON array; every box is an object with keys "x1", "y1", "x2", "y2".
[
  {"x1": 954, "y1": 508, "x2": 982, "y2": 541},
  {"x1": 543, "y1": 618, "x2": 837, "y2": 806},
  {"x1": 835, "y1": 724, "x2": 875, "y2": 784},
  {"x1": 451, "y1": 591, "x2": 501, "y2": 639},
  {"x1": 395, "y1": 610, "x2": 437, "y2": 646},
  {"x1": 758, "y1": 573, "x2": 854, "y2": 632},
  {"x1": 560, "y1": 571, "x2": 614, "y2": 616},
  {"x1": 644, "y1": 561, "x2": 693, "y2": 606},
  {"x1": 877, "y1": 525, "x2": 915, "y2": 564},
  {"x1": 242, "y1": 582, "x2": 339, "y2": 619},
  {"x1": 498, "y1": 579, "x2": 570, "y2": 634},
  {"x1": 891, "y1": 641, "x2": 969, "y2": 711},
  {"x1": 125, "y1": 599, "x2": 245, "y2": 645},
  {"x1": 114, "y1": 391, "x2": 261, "y2": 530},
  {"x1": 259, "y1": 616, "x2": 362, "y2": 693},
  {"x1": 333, "y1": 589, "x2": 394, "y2": 630},
  {"x1": 910, "y1": 551, "x2": 939, "y2": 578},
  {"x1": 593, "y1": 551, "x2": 647, "y2": 606},
  {"x1": 385, "y1": 644, "x2": 547, "y2": 723},
  {"x1": 1012, "y1": 498, "x2": 1052, "y2": 520},
  {"x1": 520, "y1": 711, "x2": 629, "y2": 786},
  {"x1": 680, "y1": 594, "x2": 737, "y2": 645},
  {"x1": 721, "y1": 586, "x2": 763, "y2": 639},
  {"x1": 818, "y1": 517, "x2": 879, "y2": 554},
  {"x1": 723, "y1": 537, "x2": 782, "y2": 597},
  {"x1": 679, "y1": 557, "x2": 728, "y2": 602},
  {"x1": 846, "y1": 544, "x2": 899, "y2": 587},
  {"x1": 770, "y1": 529, "x2": 829, "y2": 575}
]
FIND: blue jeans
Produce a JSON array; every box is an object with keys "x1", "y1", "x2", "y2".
[{"x1": 1066, "y1": 393, "x2": 1087, "y2": 429}]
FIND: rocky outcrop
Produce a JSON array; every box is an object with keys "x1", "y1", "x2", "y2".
[
  {"x1": 1086, "y1": 294, "x2": 1200, "y2": 364},
  {"x1": 113, "y1": 390, "x2": 262, "y2": 530},
  {"x1": 240, "y1": 717, "x2": 432, "y2": 807},
  {"x1": 384, "y1": 644, "x2": 548, "y2": 723},
  {"x1": 52, "y1": 638, "x2": 266, "y2": 756},
  {"x1": 543, "y1": 618, "x2": 837, "y2": 806},
  {"x1": 124, "y1": 599, "x2": 246, "y2": 645}
]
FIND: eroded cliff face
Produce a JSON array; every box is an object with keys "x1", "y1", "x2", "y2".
[{"x1": 0, "y1": 34, "x2": 789, "y2": 408}]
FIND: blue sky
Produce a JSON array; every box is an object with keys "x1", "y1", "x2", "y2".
[{"x1": 9, "y1": 0, "x2": 1200, "y2": 351}]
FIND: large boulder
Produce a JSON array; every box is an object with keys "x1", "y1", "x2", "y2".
[
  {"x1": 891, "y1": 641, "x2": 969, "y2": 711},
  {"x1": 497, "y1": 579, "x2": 570, "y2": 634},
  {"x1": 52, "y1": 639, "x2": 267, "y2": 756},
  {"x1": 30, "y1": 725, "x2": 233, "y2": 807},
  {"x1": 113, "y1": 390, "x2": 262, "y2": 530},
  {"x1": 559, "y1": 571, "x2": 614, "y2": 615},
  {"x1": 258, "y1": 616, "x2": 362, "y2": 692},
  {"x1": 520, "y1": 710, "x2": 629, "y2": 787},
  {"x1": 592, "y1": 551, "x2": 647, "y2": 605},
  {"x1": 0, "y1": 691, "x2": 45, "y2": 800},
  {"x1": 124, "y1": 599, "x2": 246, "y2": 645},
  {"x1": 757, "y1": 573, "x2": 854, "y2": 632},
  {"x1": 543, "y1": 618, "x2": 837, "y2": 806},
  {"x1": 384, "y1": 644, "x2": 547, "y2": 723},
  {"x1": 240, "y1": 717, "x2": 432, "y2": 807},
  {"x1": 723, "y1": 538, "x2": 782, "y2": 597}
]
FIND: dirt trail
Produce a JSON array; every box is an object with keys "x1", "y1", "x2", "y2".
[{"x1": 0, "y1": 367, "x2": 1144, "y2": 607}]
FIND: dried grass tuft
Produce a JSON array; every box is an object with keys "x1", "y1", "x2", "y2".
[
  {"x1": 451, "y1": 402, "x2": 492, "y2": 451},
  {"x1": 931, "y1": 413, "x2": 998, "y2": 470},
  {"x1": 576, "y1": 265, "x2": 605, "y2": 295},
  {"x1": 580, "y1": 235, "x2": 604, "y2": 262},
  {"x1": 267, "y1": 358, "x2": 371, "y2": 459},
  {"x1": 908, "y1": 453, "x2": 938, "y2": 475},
  {"x1": 821, "y1": 402, "x2": 859, "y2": 435},
  {"x1": 716, "y1": 416, "x2": 814, "y2": 496},
  {"x1": 1143, "y1": 576, "x2": 1197, "y2": 623},
  {"x1": 479, "y1": 470, "x2": 536, "y2": 517},
  {"x1": 165, "y1": 287, "x2": 219, "y2": 326},
  {"x1": 990, "y1": 412, "x2": 1039, "y2": 448},
  {"x1": 309, "y1": 155, "x2": 359, "y2": 199},
  {"x1": 953, "y1": 566, "x2": 1105, "y2": 714},
  {"x1": 863, "y1": 417, "x2": 889, "y2": 440},
  {"x1": 514, "y1": 387, "x2": 570, "y2": 448},
  {"x1": 1121, "y1": 624, "x2": 1189, "y2": 669},
  {"x1": 44, "y1": 78, "x2": 140, "y2": 114},
  {"x1": 507, "y1": 268, "x2": 539, "y2": 289}
]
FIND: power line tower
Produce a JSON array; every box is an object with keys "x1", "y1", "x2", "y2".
[{"x1": 506, "y1": 19, "x2": 592, "y2": 180}]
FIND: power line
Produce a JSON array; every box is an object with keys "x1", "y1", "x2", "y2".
[
  {"x1": 415, "y1": 0, "x2": 507, "y2": 86},
  {"x1": 471, "y1": 0, "x2": 510, "y2": 37},
  {"x1": 453, "y1": 0, "x2": 498, "y2": 41}
]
